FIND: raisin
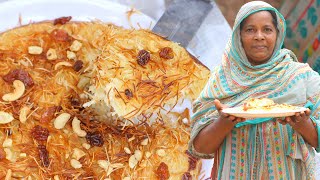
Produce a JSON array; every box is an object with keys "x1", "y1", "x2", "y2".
[
  {"x1": 71, "y1": 98, "x2": 80, "y2": 106},
  {"x1": 53, "y1": 16, "x2": 72, "y2": 25},
  {"x1": 159, "y1": 47, "x2": 174, "y2": 59},
  {"x1": 156, "y1": 162, "x2": 170, "y2": 180},
  {"x1": 50, "y1": 29, "x2": 71, "y2": 42},
  {"x1": 86, "y1": 131, "x2": 104, "y2": 147},
  {"x1": 124, "y1": 89, "x2": 133, "y2": 99},
  {"x1": 31, "y1": 125, "x2": 50, "y2": 142},
  {"x1": 182, "y1": 172, "x2": 192, "y2": 180},
  {"x1": 5, "y1": 128, "x2": 12, "y2": 136},
  {"x1": 3, "y1": 69, "x2": 34, "y2": 87},
  {"x1": 38, "y1": 145, "x2": 50, "y2": 167},
  {"x1": 73, "y1": 60, "x2": 83, "y2": 72},
  {"x1": 40, "y1": 106, "x2": 61, "y2": 123},
  {"x1": 137, "y1": 50, "x2": 150, "y2": 66},
  {"x1": 185, "y1": 150, "x2": 199, "y2": 171}
]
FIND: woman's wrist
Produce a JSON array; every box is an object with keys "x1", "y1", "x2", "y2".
[
  {"x1": 292, "y1": 118, "x2": 313, "y2": 132},
  {"x1": 216, "y1": 116, "x2": 236, "y2": 131}
]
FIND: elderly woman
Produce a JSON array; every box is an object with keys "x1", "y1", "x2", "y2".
[{"x1": 188, "y1": 1, "x2": 320, "y2": 179}]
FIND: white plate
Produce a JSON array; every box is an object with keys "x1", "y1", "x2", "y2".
[
  {"x1": 0, "y1": 0, "x2": 155, "y2": 33},
  {"x1": 222, "y1": 106, "x2": 308, "y2": 118}
]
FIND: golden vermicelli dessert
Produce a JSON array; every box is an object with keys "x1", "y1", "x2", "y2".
[
  {"x1": 0, "y1": 17, "x2": 210, "y2": 179},
  {"x1": 243, "y1": 98, "x2": 297, "y2": 112}
]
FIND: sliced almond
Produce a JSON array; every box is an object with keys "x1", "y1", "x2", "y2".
[
  {"x1": 98, "y1": 160, "x2": 110, "y2": 169},
  {"x1": 0, "y1": 111, "x2": 14, "y2": 124},
  {"x1": 106, "y1": 166, "x2": 113, "y2": 176},
  {"x1": 128, "y1": 136, "x2": 135, "y2": 142},
  {"x1": 124, "y1": 147, "x2": 131, "y2": 154},
  {"x1": 134, "y1": 150, "x2": 142, "y2": 161},
  {"x1": 70, "y1": 159, "x2": 82, "y2": 169},
  {"x1": 110, "y1": 163, "x2": 124, "y2": 169},
  {"x1": 128, "y1": 155, "x2": 138, "y2": 169}
]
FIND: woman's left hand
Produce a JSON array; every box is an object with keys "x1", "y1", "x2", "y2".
[
  {"x1": 277, "y1": 109, "x2": 311, "y2": 129},
  {"x1": 277, "y1": 108, "x2": 319, "y2": 148}
]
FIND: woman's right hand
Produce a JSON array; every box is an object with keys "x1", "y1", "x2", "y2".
[
  {"x1": 214, "y1": 99, "x2": 246, "y2": 126},
  {"x1": 193, "y1": 99, "x2": 246, "y2": 154}
]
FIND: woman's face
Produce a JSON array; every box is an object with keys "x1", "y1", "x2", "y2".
[{"x1": 240, "y1": 11, "x2": 277, "y2": 65}]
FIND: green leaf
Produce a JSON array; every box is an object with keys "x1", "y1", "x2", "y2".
[
  {"x1": 286, "y1": 27, "x2": 294, "y2": 38},
  {"x1": 300, "y1": 27, "x2": 308, "y2": 38},
  {"x1": 308, "y1": 7, "x2": 316, "y2": 20},
  {"x1": 311, "y1": 15, "x2": 318, "y2": 26}
]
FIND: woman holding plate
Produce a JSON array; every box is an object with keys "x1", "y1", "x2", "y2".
[{"x1": 188, "y1": 1, "x2": 320, "y2": 179}]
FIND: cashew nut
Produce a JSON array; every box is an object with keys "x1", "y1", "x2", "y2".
[
  {"x1": 46, "y1": 48, "x2": 58, "y2": 60},
  {"x1": 156, "y1": 149, "x2": 166, "y2": 157},
  {"x1": 54, "y1": 175, "x2": 60, "y2": 180},
  {"x1": 70, "y1": 159, "x2": 82, "y2": 169},
  {"x1": 54, "y1": 61, "x2": 72, "y2": 70},
  {"x1": 0, "y1": 111, "x2": 14, "y2": 124},
  {"x1": 19, "y1": 106, "x2": 31, "y2": 124},
  {"x1": 19, "y1": 153, "x2": 27, "y2": 157},
  {"x1": 28, "y1": 46, "x2": 43, "y2": 55},
  {"x1": 145, "y1": 151, "x2": 151, "y2": 158},
  {"x1": 72, "y1": 117, "x2": 87, "y2": 137},
  {"x1": 70, "y1": 40, "x2": 83, "y2": 52},
  {"x1": 98, "y1": 160, "x2": 113, "y2": 176},
  {"x1": 67, "y1": 51, "x2": 76, "y2": 60},
  {"x1": 72, "y1": 148, "x2": 86, "y2": 160},
  {"x1": 140, "y1": 138, "x2": 148, "y2": 146},
  {"x1": 2, "y1": 80, "x2": 25, "y2": 101},
  {"x1": 82, "y1": 143, "x2": 91, "y2": 150},
  {"x1": 53, "y1": 113, "x2": 71, "y2": 129}
]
